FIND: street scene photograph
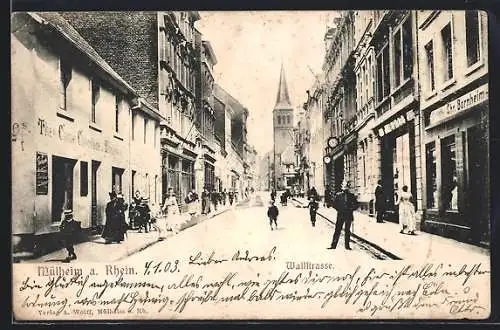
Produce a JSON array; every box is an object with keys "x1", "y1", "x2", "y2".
[{"x1": 11, "y1": 10, "x2": 492, "y2": 320}]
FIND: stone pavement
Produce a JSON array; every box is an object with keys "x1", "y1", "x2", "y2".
[
  {"x1": 23, "y1": 203, "x2": 238, "y2": 264},
  {"x1": 292, "y1": 197, "x2": 490, "y2": 263}
]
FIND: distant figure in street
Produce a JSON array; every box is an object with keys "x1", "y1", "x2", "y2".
[
  {"x1": 307, "y1": 197, "x2": 319, "y2": 227},
  {"x1": 328, "y1": 181, "x2": 358, "y2": 250},
  {"x1": 324, "y1": 185, "x2": 333, "y2": 208},
  {"x1": 136, "y1": 198, "x2": 152, "y2": 233},
  {"x1": 201, "y1": 187, "x2": 211, "y2": 214},
  {"x1": 103, "y1": 191, "x2": 127, "y2": 243},
  {"x1": 270, "y1": 189, "x2": 277, "y2": 201},
  {"x1": 308, "y1": 187, "x2": 319, "y2": 201},
  {"x1": 129, "y1": 190, "x2": 142, "y2": 229},
  {"x1": 211, "y1": 189, "x2": 219, "y2": 211},
  {"x1": 375, "y1": 180, "x2": 386, "y2": 223},
  {"x1": 396, "y1": 185, "x2": 417, "y2": 235},
  {"x1": 59, "y1": 210, "x2": 81, "y2": 263},
  {"x1": 184, "y1": 189, "x2": 199, "y2": 215},
  {"x1": 267, "y1": 200, "x2": 279, "y2": 230},
  {"x1": 162, "y1": 187, "x2": 180, "y2": 235},
  {"x1": 229, "y1": 191, "x2": 234, "y2": 205},
  {"x1": 221, "y1": 189, "x2": 227, "y2": 205},
  {"x1": 280, "y1": 190, "x2": 288, "y2": 206}
]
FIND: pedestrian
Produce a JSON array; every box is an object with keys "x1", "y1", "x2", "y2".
[
  {"x1": 397, "y1": 185, "x2": 417, "y2": 235},
  {"x1": 229, "y1": 190, "x2": 234, "y2": 205},
  {"x1": 59, "y1": 210, "x2": 81, "y2": 263},
  {"x1": 307, "y1": 197, "x2": 319, "y2": 227},
  {"x1": 221, "y1": 189, "x2": 227, "y2": 205},
  {"x1": 201, "y1": 186, "x2": 211, "y2": 214},
  {"x1": 270, "y1": 189, "x2": 276, "y2": 202},
  {"x1": 102, "y1": 191, "x2": 123, "y2": 243},
  {"x1": 129, "y1": 190, "x2": 142, "y2": 229},
  {"x1": 115, "y1": 193, "x2": 129, "y2": 239},
  {"x1": 211, "y1": 189, "x2": 219, "y2": 211},
  {"x1": 327, "y1": 181, "x2": 358, "y2": 250},
  {"x1": 185, "y1": 188, "x2": 199, "y2": 215},
  {"x1": 324, "y1": 185, "x2": 333, "y2": 208},
  {"x1": 136, "y1": 197, "x2": 151, "y2": 233},
  {"x1": 162, "y1": 187, "x2": 181, "y2": 235},
  {"x1": 280, "y1": 191, "x2": 288, "y2": 206},
  {"x1": 308, "y1": 186, "x2": 319, "y2": 201},
  {"x1": 267, "y1": 200, "x2": 279, "y2": 230},
  {"x1": 375, "y1": 180, "x2": 386, "y2": 223}
]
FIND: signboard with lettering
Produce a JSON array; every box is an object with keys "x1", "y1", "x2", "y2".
[
  {"x1": 36, "y1": 152, "x2": 48, "y2": 195},
  {"x1": 377, "y1": 110, "x2": 415, "y2": 137},
  {"x1": 429, "y1": 84, "x2": 488, "y2": 127}
]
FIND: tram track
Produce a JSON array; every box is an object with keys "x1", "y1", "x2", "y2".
[{"x1": 291, "y1": 198, "x2": 401, "y2": 260}]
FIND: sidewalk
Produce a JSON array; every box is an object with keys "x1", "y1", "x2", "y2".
[
  {"x1": 23, "y1": 204, "x2": 235, "y2": 263},
  {"x1": 292, "y1": 197, "x2": 490, "y2": 263}
]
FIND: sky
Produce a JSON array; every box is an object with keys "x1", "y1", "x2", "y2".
[{"x1": 195, "y1": 11, "x2": 339, "y2": 157}]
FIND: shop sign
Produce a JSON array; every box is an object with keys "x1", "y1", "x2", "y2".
[
  {"x1": 36, "y1": 152, "x2": 48, "y2": 195},
  {"x1": 377, "y1": 111, "x2": 414, "y2": 137},
  {"x1": 429, "y1": 84, "x2": 488, "y2": 126},
  {"x1": 37, "y1": 118, "x2": 120, "y2": 155}
]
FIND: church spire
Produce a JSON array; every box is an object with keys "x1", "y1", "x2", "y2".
[{"x1": 274, "y1": 62, "x2": 292, "y2": 110}]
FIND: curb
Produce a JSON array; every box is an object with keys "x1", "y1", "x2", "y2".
[
  {"x1": 291, "y1": 197, "x2": 402, "y2": 260},
  {"x1": 116, "y1": 206, "x2": 233, "y2": 261}
]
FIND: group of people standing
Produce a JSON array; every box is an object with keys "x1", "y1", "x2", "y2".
[{"x1": 266, "y1": 179, "x2": 418, "y2": 251}]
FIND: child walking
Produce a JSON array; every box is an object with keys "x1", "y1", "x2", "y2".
[
  {"x1": 59, "y1": 210, "x2": 81, "y2": 263},
  {"x1": 307, "y1": 198, "x2": 319, "y2": 227},
  {"x1": 267, "y1": 200, "x2": 279, "y2": 230}
]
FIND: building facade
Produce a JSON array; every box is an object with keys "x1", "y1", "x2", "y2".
[
  {"x1": 417, "y1": 10, "x2": 489, "y2": 246},
  {"x1": 11, "y1": 12, "x2": 161, "y2": 257}
]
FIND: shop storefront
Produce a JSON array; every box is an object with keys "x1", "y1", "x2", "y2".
[
  {"x1": 161, "y1": 148, "x2": 196, "y2": 205},
  {"x1": 422, "y1": 83, "x2": 489, "y2": 246},
  {"x1": 375, "y1": 109, "x2": 418, "y2": 222}
]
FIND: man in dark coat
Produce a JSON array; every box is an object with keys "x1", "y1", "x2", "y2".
[
  {"x1": 103, "y1": 191, "x2": 127, "y2": 243},
  {"x1": 307, "y1": 197, "x2": 319, "y2": 227},
  {"x1": 59, "y1": 210, "x2": 81, "y2": 262},
  {"x1": 328, "y1": 181, "x2": 358, "y2": 250},
  {"x1": 201, "y1": 187, "x2": 211, "y2": 214},
  {"x1": 267, "y1": 200, "x2": 279, "y2": 230},
  {"x1": 375, "y1": 180, "x2": 385, "y2": 223},
  {"x1": 324, "y1": 185, "x2": 333, "y2": 208}
]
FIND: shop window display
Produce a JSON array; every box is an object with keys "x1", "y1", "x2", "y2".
[{"x1": 441, "y1": 135, "x2": 458, "y2": 211}]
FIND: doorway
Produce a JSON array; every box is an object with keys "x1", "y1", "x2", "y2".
[
  {"x1": 467, "y1": 125, "x2": 489, "y2": 244},
  {"x1": 51, "y1": 156, "x2": 76, "y2": 222},
  {"x1": 91, "y1": 160, "x2": 101, "y2": 227}
]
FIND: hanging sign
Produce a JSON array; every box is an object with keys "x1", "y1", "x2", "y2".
[{"x1": 36, "y1": 152, "x2": 48, "y2": 195}]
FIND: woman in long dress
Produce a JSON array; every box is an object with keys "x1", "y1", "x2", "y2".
[
  {"x1": 162, "y1": 188, "x2": 181, "y2": 234},
  {"x1": 397, "y1": 185, "x2": 417, "y2": 235}
]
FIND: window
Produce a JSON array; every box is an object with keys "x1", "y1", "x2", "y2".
[
  {"x1": 441, "y1": 23, "x2": 454, "y2": 81},
  {"x1": 144, "y1": 118, "x2": 148, "y2": 144},
  {"x1": 59, "y1": 59, "x2": 72, "y2": 110},
  {"x1": 465, "y1": 10, "x2": 481, "y2": 67},
  {"x1": 112, "y1": 167, "x2": 124, "y2": 194},
  {"x1": 286, "y1": 116, "x2": 290, "y2": 125},
  {"x1": 80, "y1": 161, "x2": 88, "y2": 196},
  {"x1": 425, "y1": 41, "x2": 435, "y2": 92},
  {"x1": 393, "y1": 16, "x2": 413, "y2": 87},
  {"x1": 277, "y1": 116, "x2": 281, "y2": 125},
  {"x1": 394, "y1": 29, "x2": 402, "y2": 87},
  {"x1": 376, "y1": 44, "x2": 390, "y2": 102},
  {"x1": 426, "y1": 143, "x2": 437, "y2": 208},
  {"x1": 441, "y1": 136, "x2": 458, "y2": 211},
  {"x1": 91, "y1": 79, "x2": 100, "y2": 123},
  {"x1": 115, "y1": 95, "x2": 121, "y2": 133},
  {"x1": 358, "y1": 71, "x2": 363, "y2": 106}
]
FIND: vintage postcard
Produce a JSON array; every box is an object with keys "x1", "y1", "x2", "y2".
[{"x1": 11, "y1": 10, "x2": 491, "y2": 320}]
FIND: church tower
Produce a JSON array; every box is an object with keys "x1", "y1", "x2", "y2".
[{"x1": 273, "y1": 63, "x2": 294, "y2": 190}]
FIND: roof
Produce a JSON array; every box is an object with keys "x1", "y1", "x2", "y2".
[
  {"x1": 29, "y1": 12, "x2": 135, "y2": 94},
  {"x1": 25, "y1": 12, "x2": 161, "y2": 119},
  {"x1": 274, "y1": 63, "x2": 293, "y2": 110},
  {"x1": 202, "y1": 40, "x2": 217, "y2": 65}
]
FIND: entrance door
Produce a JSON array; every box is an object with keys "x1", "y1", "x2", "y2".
[
  {"x1": 333, "y1": 156, "x2": 344, "y2": 192},
  {"x1": 467, "y1": 125, "x2": 489, "y2": 244},
  {"x1": 52, "y1": 156, "x2": 75, "y2": 222},
  {"x1": 91, "y1": 161, "x2": 100, "y2": 227}
]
